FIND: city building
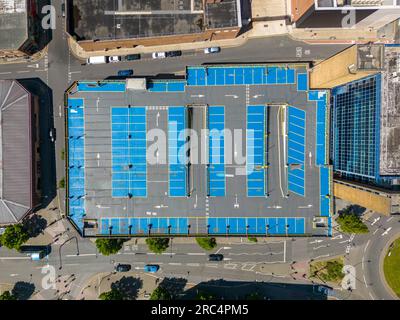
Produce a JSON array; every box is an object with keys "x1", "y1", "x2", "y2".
[
  {"x1": 65, "y1": 63, "x2": 332, "y2": 237},
  {"x1": 310, "y1": 44, "x2": 400, "y2": 214},
  {"x1": 66, "y1": 0, "x2": 244, "y2": 52},
  {"x1": 0, "y1": 0, "x2": 51, "y2": 62},
  {"x1": 291, "y1": 0, "x2": 400, "y2": 29},
  {"x1": 0, "y1": 80, "x2": 41, "y2": 225}
]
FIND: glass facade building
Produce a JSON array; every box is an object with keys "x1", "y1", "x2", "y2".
[{"x1": 331, "y1": 74, "x2": 381, "y2": 183}]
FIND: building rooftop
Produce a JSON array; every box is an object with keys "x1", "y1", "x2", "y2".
[
  {"x1": 66, "y1": 64, "x2": 332, "y2": 237},
  {"x1": 0, "y1": 80, "x2": 33, "y2": 225},
  {"x1": 0, "y1": 0, "x2": 27, "y2": 50},
  {"x1": 68, "y1": 0, "x2": 240, "y2": 41},
  {"x1": 379, "y1": 46, "x2": 400, "y2": 177}
]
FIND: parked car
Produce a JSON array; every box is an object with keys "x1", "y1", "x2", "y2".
[
  {"x1": 204, "y1": 47, "x2": 221, "y2": 54},
  {"x1": 125, "y1": 54, "x2": 141, "y2": 61},
  {"x1": 49, "y1": 128, "x2": 56, "y2": 143},
  {"x1": 144, "y1": 264, "x2": 160, "y2": 273},
  {"x1": 108, "y1": 56, "x2": 121, "y2": 63},
  {"x1": 86, "y1": 56, "x2": 107, "y2": 65},
  {"x1": 117, "y1": 69, "x2": 134, "y2": 77},
  {"x1": 166, "y1": 50, "x2": 182, "y2": 57},
  {"x1": 61, "y1": 3, "x2": 65, "y2": 17},
  {"x1": 152, "y1": 52, "x2": 166, "y2": 59},
  {"x1": 208, "y1": 254, "x2": 224, "y2": 261},
  {"x1": 114, "y1": 264, "x2": 131, "y2": 272}
]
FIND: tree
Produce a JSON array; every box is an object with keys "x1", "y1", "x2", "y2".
[
  {"x1": 0, "y1": 224, "x2": 29, "y2": 251},
  {"x1": 337, "y1": 206, "x2": 369, "y2": 234},
  {"x1": 150, "y1": 286, "x2": 172, "y2": 300},
  {"x1": 0, "y1": 291, "x2": 17, "y2": 300},
  {"x1": 99, "y1": 288, "x2": 124, "y2": 300},
  {"x1": 195, "y1": 237, "x2": 217, "y2": 251},
  {"x1": 95, "y1": 238, "x2": 125, "y2": 256},
  {"x1": 196, "y1": 290, "x2": 217, "y2": 300},
  {"x1": 145, "y1": 238, "x2": 169, "y2": 254}
]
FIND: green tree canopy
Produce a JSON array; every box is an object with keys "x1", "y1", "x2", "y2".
[
  {"x1": 196, "y1": 290, "x2": 217, "y2": 300},
  {"x1": 337, "y1": 207, "x2": 369, "y2": 234},
  {"x1": 195, "y1": 237, "x2": 217, "y2": 251},
  {"x1": 145, "y1": 238, "x2": 169, "y2": 254},
  {"x1": 0, "y1": 291, "x2": 17, "y2": 300},
  {"x1": 0, "y1": 224, "x2": 29, "y2": 251},
  {"x1": 95, "y1": 238, "x2": 125, "y2": 256},
  {"x1": 150, "y1": 286, "x2": 172, "y2": 300},
  {"x1": 99, "y1": 288, "x2": 125, "y2": 300}
]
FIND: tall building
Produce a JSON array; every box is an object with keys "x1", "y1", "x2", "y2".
[
  {"x1": 291, "y1": 0, "x2": 400, "y2": 29},
  {"x1": 310, "y1": 44, "x2": 400, "y2": 215},
  {"x1": 0, "y1": 0, "x2": 51, "y2": 62},
  {"x1": 66, "y1": 0, "x2": 244, "y2": 52},
  {"x1": 0, "y1": 80, "x2": 41, "y2": 225}
]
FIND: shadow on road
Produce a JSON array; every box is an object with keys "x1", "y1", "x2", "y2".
[
  {"x1": 18, "y1": 78, "x2": 57, "y2": 210},
  {"x1": 12, "y1": 281, "x2": 36, "y2": 300},
  {"x1": 181, "y1": 279, "x2": 328, "y2": 300},
  {"x1": 111, "y1": 276, "x2": 143, "y2": 300}
]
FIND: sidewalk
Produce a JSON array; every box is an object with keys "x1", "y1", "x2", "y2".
[{"x1": 0, "y1": 46, "x2": 48, "y2": 65}]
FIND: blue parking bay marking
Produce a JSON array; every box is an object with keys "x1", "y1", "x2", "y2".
[
  {"x1": 168, "y1": 106, "x2": 188, "y2": 197},
  {"x1": 208, "y1": 106, "x2": 226, "y2": 196},
  {"x1": 67, "y1": 98, "x2": 85, "y2": 230},
  {"x1": 297, "y1": 73, "x2": 308, "y2": 91},
  {"x1": 307, "y1": 91, "x2": 328, "y2": 166},
  {"x1": 206, "y1": 217, "x2": 306, "y2": 235},
  {"x1": 287, "y1": 106, "x2": 306, "y2": 196},
  {"x1": 111, "y1": 107, "x2": 147, "y2": 198},
  {"x1": 320, "y1": 166, "x2": 331, "y2": 217},
  {"x1": 247, "y1": 105, "x2": 266, "y2": 197},
  {"x1": 99, "y1": 218, "x2": 190, "y2": 235}
]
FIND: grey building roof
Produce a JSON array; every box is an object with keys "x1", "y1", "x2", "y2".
[
  {"x1": 0, "y1": 80, "x2": 32, "y2": 225},
  {"x1": 68, "y1": 0, "x2": 241, "y2": 41},
  {"x1": 0, "y1": 0, "x2": 28, "y2": 50}
]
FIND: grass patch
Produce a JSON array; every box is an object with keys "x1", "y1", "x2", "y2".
[
  {"x1": 59, "y1": 177, "x2": 65, "y2": 189},
  {"x1": 383, "y1": 238, "x2": 400, "y2": 298},
  {"x1": 195, "y1": 237, "x2": 217, "y2": 251},
  {"x1": 61, "y1": 148, "x2": 65, "y2": 161},
  {"x1": 248, "y1": 237, "x2": 258, "y2": 243},
  {"x1": 310, "y1": 256, "x2": 345, "y2": 284},
  {"x1": 145, "y1": 238, "x2": 170, "y2": 254}
]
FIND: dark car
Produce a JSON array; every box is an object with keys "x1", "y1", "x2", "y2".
[
  {"x1": 125, "y1": 54, "x2": 141, "y2": 61},
  {"x1": 117, "y1": 69, "x2": 134, "y2": 77},
  {"x1": 115, "y1": 264, "x2": 131, "y2": 272},
  {"x1": 208, "y1": 254, "x2": 224, "y2": 261},
  {"x1": 49, "y1": 128, "x2": 56, "y2": 143},
  {"x1": 166, "y1": 50, "x2": 182, "y2": 57}
]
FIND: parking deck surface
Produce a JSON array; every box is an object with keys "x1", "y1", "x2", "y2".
[{"x1": 66, "y1": 64, "x2": 332, "y2": 236}]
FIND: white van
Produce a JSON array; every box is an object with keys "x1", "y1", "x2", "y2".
[{"x1": 86, "y1": 56, "x2": 107, "y2": 64}]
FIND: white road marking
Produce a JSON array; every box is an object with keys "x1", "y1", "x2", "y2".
[
  {"x1": 387, "y1": 217, "x2": 393, "y2": 222},
  {"x1": 381, "y1": 227, "x2": 392, "y2": 236},
  {"x1": 224, "y1": 264, "x2": 238, "y2": 269},
  {"x1": 156, "y1": 112, "x2": 160, "y2": 127},
  {"x1": 187, "y1": 253, "x2": 205, "y2": 256},
  {"x1": 0, "y1": 72, "x2": 11, "y2": 75},
  {"x1": 0, "y1": 257, "x2": 30, "y2": 260},
  {"x1": 313, "y1": 245, "x2": 329, "y2": 250},
  {"x1": 66, "y1": 253, "x2": 96, "y2": 257},
  {"x1": 363, "y1": 274, "x2": 368, "y2": 287},
  {"x1": 371, "y1": 217, "x2": 380, "y2": 226},
  {"x1": 168, "y1": 262, "x2": 182, "y2": 266},
  {"x1": 313, "y1": 254, "x2": 330, "y2": 259},
  {"x1": 309, "y1": 151, "x2": 312, "y2": 167},
  {"x1": 369, "y1": 292, "x2": 375, "y2": 300},
  {"x1": 191, "y1": 94, "x2": 204, "y2": 98},
  {"x1": 186, "y1": 263, "x2": 200, "y2": 267},
  {"x1": 17, "y1": 70, "x2": 30, "y2": 74},
  {"x1": 373, "y1": 228, "x2": 379, "y2": 235},
  {"x1": 10, "y1": 274, "x2": 19, "y2": 277},
  {"x1": 205, "y1": 263, "x2": 218, "y2": 268},
  {"x1": 309, "y1": 240, "x2": 323, "y2": 244},
  {"x1": 225, "y1": 94, "x2": 238, "y2": 98},
  {"x1": 364, "y1": 240, "x2": 370, "y2": 253},
  {"x1": 298, "y1": 204, "x2": 313, "y2": 209},
  {"x1": 332, "y1": 234, "x2": 343, "y2": 240}
]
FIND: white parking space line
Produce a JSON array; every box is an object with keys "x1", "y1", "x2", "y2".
[{"x1": 187, "y1": 253, "x2": 205, "y2": 256}]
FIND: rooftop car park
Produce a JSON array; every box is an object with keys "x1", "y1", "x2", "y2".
[{"x1": 65, "y1": 64, "x2": 332, "y2": 237}]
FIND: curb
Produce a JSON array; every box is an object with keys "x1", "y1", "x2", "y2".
[{"x1": 379, "y1": 232, "x2": 400, "y2": 300}]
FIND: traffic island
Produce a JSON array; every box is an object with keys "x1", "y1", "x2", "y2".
[{"x1": 383, "y1": 237, "x2": 400, "y2": 298}]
